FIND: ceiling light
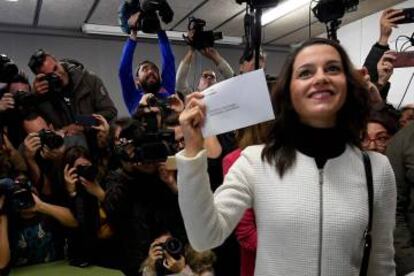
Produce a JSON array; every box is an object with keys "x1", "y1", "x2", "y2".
[
  {"x1": 82, "y1": 24, "x2": 243, "y2": 45},
  {"x1": 5, "y1": 0, "x2": 19, "y2": 2},
  {"x1": 261, "y1": 0, "x2": 310, "y2": 26}
]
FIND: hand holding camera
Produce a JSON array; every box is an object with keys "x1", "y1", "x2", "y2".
[
  {"x1": 148, "y1": 236, "x2": 186, "y2": 274},
  {"x1": 64, "y1": 164, "x2": 78, "y2": 196},
  {"x1": 0, "y1": 93, "x2": 15, "y2": 112},
  {"x1": 23, "y1": 132, "x2": 42, "y2": 159},
  {"x1": 377, "y1": 51, "x2": 396, "y2": 86},
  {"x1": 379, "y1": 9, "x2": 405, "y2": 44}
]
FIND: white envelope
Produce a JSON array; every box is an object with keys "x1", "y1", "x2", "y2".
[{"x1": 201, "y1": 69, "x2": 275, "y2": 137}]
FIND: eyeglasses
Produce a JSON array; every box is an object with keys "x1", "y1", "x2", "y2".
[
  {"x1": 362, "y1": 134, "x2": 390, "y2": 147},
  {"x1": 201, "y1": 73, "x2": 216, "y2": 79}
]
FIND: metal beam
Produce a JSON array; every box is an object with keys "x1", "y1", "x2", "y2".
[
  {"x1": 33, "y1": 0, "x2": 43, "y2": 26},
  {"x1": 169, "y1": 0, "x2": 209, "y2": 30},
  {"x1": 84, "y1": 0, "x2": 101, "y2": 23}
]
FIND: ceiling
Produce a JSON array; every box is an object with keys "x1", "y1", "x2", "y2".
[{"x1": 0, "y1": 0, "x2": 406, "y2": 47}]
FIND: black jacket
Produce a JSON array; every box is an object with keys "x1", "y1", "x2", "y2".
[
  {"x1": 103, "y1": 169, "x2": 185, "y2": 276},
  {"x1": 363, "y1": 42, "x2": 391, "y2": 100},
  {"x1": 37, "y1": 60, "x2": 117, "y2": 129}
]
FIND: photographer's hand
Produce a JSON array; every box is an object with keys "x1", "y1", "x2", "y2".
[
  {"x1": 40, "y1": 144, "x2": 64, "y2": 161},
  {"x1": 23, "y1": 133, "x2": 41, "y2": 160},
  {"x1": 91, "y1": 114, "x2": 110, "y2": 148},
  {"x1": 64, "y1": 164, "x2": 77, "y2": 196},
  {"x1": 147, "y1": 239, "x2": 164, "y2": 269},
  {"x1": 377, "y1": 51, "x2": 396, "y2": 88},
  {"x1": 79, "y1": 177, "x2": 105, "y2": 202},
  {"x1": 128, "y1": 12, "x2": 141, "y2": 40},
  {"x1": 168, "y1": 94, "x2": 185, "y2": 113},
  {"x1": 379, "y1": 9, "x2": 404, "y2": 46},
  {"x1": 158, "y1": 163, "x2": 177, "y2": 193},
  {"x1": 0, "y1": 93, "x2": 15, "y2": 112},
  {"x1": 179, "y1": 92, "x2": 205, "y2": 157},
  {"x1": 33, "y1": 74, "x2": 49, "y2": 95},
  {"x1": 163, "y1": 252, "x2": 186, "y2": 274}
]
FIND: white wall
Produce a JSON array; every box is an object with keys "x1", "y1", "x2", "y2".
[
  {"x1": 337, "y1": 0, "x2": 414, "y2": 107},
  {"x1": 0, "y1": 30, "x2": 289, "y2": 117}
]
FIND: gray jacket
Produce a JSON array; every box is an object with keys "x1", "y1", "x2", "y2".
[{"x1": 386, "y1": 122, "x2": 414, "y2": 276}]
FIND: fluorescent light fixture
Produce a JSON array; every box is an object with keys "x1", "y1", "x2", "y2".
[
  {"x1": 262, "y1": 0, "x2": 310, "y2": 26},
  {"x1": 5, "y1": 0, "x2": 19, "y2": 2},
  {"x1": 82, "y1": 24, "x2": 243, "y2": 45}
]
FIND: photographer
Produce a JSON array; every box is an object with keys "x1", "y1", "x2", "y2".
[
  {"x1": 21, "y1": 112, "x2": 70, "y2": 204},
  {"x1": 0, "y1": 177, "x2": 78, "y2": 275},
  {"x1": 119, "y1": 11, "x2": 176, "y2": 115},
  {"x1": 0, "y1": 73, "x2": 35, "y2": 148},
  {"x1": 62, "y1": 145, "x2": 120, "y2": 269},
  {"x1": 141, "y1": 234, "x2": 216, "y2": 276},
  {"x1": 29, "y1": 49, "x2": 117, "y2": 135},
  {"x1": 363, "y1": 8, "x2": 404, "y2": 100},
  {"x1": 102, "y1": 118, "x2": 185, "y2": 276},
  {"x1": 176, "y1": 46, "x2": 233, "y2": 95}
]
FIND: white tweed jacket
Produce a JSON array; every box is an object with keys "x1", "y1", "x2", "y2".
[{"x1": 176, "y1": 145, "x2": 396, "y2": 276}]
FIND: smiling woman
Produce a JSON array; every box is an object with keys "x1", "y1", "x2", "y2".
[{"x1": 176, "y1": 37, "x2": 397, "y2": 275}]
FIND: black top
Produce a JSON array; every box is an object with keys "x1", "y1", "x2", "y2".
[{"x1": 292, "y1": 123, "x2": 347, "y2": 169}]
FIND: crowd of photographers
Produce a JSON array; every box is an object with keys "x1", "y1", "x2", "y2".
[{"x1": 0, "y1": 1, "x2": 414, "y2": 275}]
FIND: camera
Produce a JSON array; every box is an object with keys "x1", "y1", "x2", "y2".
[
  {"x1": 0, "y1": 54, "x2": 19, "y2": 83},
  {"x1": 0, "y1": 177, "x2": 35, "y2": 212},
  {"x1": 183, "y1": 17, "x2": 223, "y2": 50},
  {"x1": 39, "y1": 73, "x2": 63, "y2": 93},
  {"x1": 393, "y1": 8, "x2": 414, "y2": 24},
  {"x1": 38, "y1": 129, "x2": 64, "y2": 150},
  {"x1": 312, "y1": 0, "x2": 359, "y2": 23},
  {"x1": 155, "y1": 237, "x2": 185, "y2": 275},
  {"x1": 116, "y1": 118, "x2": 176, "y2": 164},
  {"x1": 119, "y1": 0, "x2": 174, "y2": 34},
  {"x1": 235, "y1": 0, "x2": 278, "y2": 8},
  {"x1": 76, "y1": 165, "x2": 98, "y2": 182}
]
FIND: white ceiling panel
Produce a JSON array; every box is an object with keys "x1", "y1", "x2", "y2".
[
  {"x1": 215, "y1": 10, "x2": 244, "y2": 36},
  {"x1": 0, "y1": 0, "x2": 37, "y2": 25},
  {"x1": 174, "y1": 0, "x2": 244, "y2": 32},
  {"x1": 88, "y1": 0, "x2": 120, "y2": 26},
  {"x1": 38, "y1": 0, "x2": 95, "y2": 29}
]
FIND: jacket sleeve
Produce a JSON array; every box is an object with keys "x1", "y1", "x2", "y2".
[
  {"x1": 175, "y1": 55, "x2": 192, "y2": 95},
  {"x1": 386, "y1": 126, "x2": 414, "y2": 275},
  {"x1": 176, "y1": 149, "x2": 253, "y2": 252},
  {"x1": 91, "y1": 74, "x2": 118, "y2": 122},
  {"x1": 222, "y1": 150, "x2": 258, "y2": 251},
  {"x1": 158, "y1": 31, "x2": 176, "y2": 96},
  {"x1": 119, "y1": 38, "x2": 143, "y2": 114},
  {"x1": 216, "y1": 56, "x2": 234, "y2": 80},
  {"x1": 363, "y1": 43, "x2": 389, "y2": 83},
  {"x1": 367, "y1": 153, "x2": 397, "y2": 276},
  {"x1": 102, "y1": 174, "x2": 131, "y2": 226}
]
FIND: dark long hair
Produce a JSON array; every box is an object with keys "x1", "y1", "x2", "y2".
[{"x1": 262, "y1": 38, "x2": 370, "y2": 177}]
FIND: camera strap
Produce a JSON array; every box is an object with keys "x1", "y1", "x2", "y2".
[{"x1": 359, "y1": 151, "x2": 373, "y2": 276}]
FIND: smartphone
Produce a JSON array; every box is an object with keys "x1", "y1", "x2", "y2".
[
  {"x1": 165, "y1": 156, "x2": 177, "y2": 171},
  {"x1": 393, "y1": 8, "x2": 414, "y2": 24},
  {"x1": 392, "y1": 51, "x2": 414, "y2": 68},
  {"x1": 75, "y1": 115, "x2": 99, "y2": 127}
]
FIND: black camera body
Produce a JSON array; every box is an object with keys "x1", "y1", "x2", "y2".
[
  {"x1": 0, "y1": 177, "x2": 35, "y2": 212},
  {"x1": 38, "y1": 129, "x2": 64, "y2": 150},
  {"x1": 76, "y1": 165, "x2": 98, "y2": 182},
  {"x1": 312, "y1": 0, "x2": 359, "y2": 23},
  {"x1": 40, "y1": 73, "x2": 63, "y2": 93},
  {"x1": 116, "y1": 118, "x2": 176, "y2": 164},
  {"x1": 236, "y1": 0, "x2": 278, "y2": 8},
  {"x1": 119, "y1": 0, "x2": 173, "y2": 34},
  {"x1": 184, "y1": 17, "x2": 223, "y2": 50},
  {"x1": 0, "y1": 54, "x2": 19, "y2": 84},
  {"x1": 394, "y1": 8, "x2": 414, "y2": 24},
  {"x1": 155, "y1": 237, "x2": 185, "y2": 275}
]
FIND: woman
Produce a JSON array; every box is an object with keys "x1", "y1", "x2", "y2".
[
  {"x1": 176, "y1": 38, "x2": 396, "y2": 275},
  {"x1": 362, "y1": 108, "x2": 398, "y2": 154}
]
